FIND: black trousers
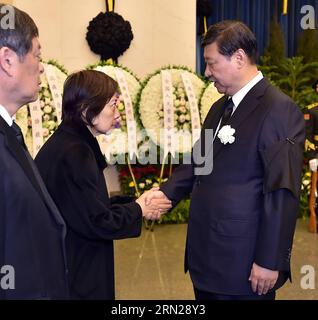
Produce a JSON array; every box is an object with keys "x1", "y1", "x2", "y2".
[{"x1": 194, "y1": 287, "x2": 276, "y2": 300}]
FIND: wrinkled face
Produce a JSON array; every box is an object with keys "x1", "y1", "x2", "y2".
[
  {"x1": 90, "y1": 93, "x2": 121, "y2": 136},
  {"x1": 13, "y1": 37, "x2": 44, "y2": 105},
  {"x1": 204, "y1": 42, "x2": 238, "y2": 96}
]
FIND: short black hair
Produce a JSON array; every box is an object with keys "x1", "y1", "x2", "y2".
[
  {"x1": 312, "y1": 80, "x2": 318, "y2": 90},
  {"x1": 0, "y1": 4, "x2": 39, "y2": 59},
  {"x1": 201, "y1": 20, "x2": 258, "y2": 64},
  {"x1": 62, "y1": 70, "x2": 118, "y2": 127}
]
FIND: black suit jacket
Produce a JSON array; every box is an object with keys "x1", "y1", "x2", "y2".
[
  {"x1": 35, "y1": 121, "x2": 142, "y2": 299},
  {"x1": 0, "y1": 116, "x2": 68, "y2": 299},
  {"x1": 161, "y1": 78, "x2": 305, "y2": 295}
]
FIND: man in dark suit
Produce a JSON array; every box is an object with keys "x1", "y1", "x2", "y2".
[
  {"x1": 146, "y1": 20, "x2": 305, "y2": 300},
  {"x1": 0, "y1": 4, "x2": 68, "y2": 299}
]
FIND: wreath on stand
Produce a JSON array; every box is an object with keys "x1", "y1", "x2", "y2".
[
  {"x1": 136, "y1": 65, "x2": 206, "y2": 155},
  {"x1": 134, "y1": 66, "x2": 207, "y2": 226}
]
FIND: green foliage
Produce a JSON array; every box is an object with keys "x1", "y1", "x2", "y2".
[
  {"x1": 46, "y1": 59, "x2": 68, "y2": 75},
  {"x1": 274, "y1": 57, "x2": 318, "y2": 110},
  {"x1": 157, "y1": 198, "x2": 190, "y2": 224},
  {"x1": 258, "y1": 56, "x2": 280, "y2": 85},
  {"x1": 297, "y1": 29, "x2": 318, "y2": 64},
  {"x1": 263, "y1": 20, "x2": 286, "y2": 66},
  {"x1": 261, "y1": 56, "x2": 318, "y2": 110}
]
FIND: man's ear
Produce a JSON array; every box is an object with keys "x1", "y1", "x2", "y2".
[
  {"x1": 233, "y1": 49, "x2": 247, "y2": 68},
  {"x1": 0, "y1": 47, "x2": 16, "y2": 76}
]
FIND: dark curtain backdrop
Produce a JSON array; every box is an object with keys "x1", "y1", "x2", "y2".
[{"x1": 197, "y1": 0, "x2": 318, "y2": 74}]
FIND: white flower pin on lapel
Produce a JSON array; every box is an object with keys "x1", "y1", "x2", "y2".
[{"x1": 217, "y1": 125, "x2": 236, "y2": 144}]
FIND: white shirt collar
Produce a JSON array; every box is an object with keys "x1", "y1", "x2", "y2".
[
  {"x1": 231, "y1": 71, "x2": 264, "y2": 111},
  {"x1": 0, "y1": 104, "x2": 13, "y2": 126}
]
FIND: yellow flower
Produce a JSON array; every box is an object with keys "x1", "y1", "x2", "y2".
[{"x1": 129, "y1": 181, "x2": 135, "y2": 187}]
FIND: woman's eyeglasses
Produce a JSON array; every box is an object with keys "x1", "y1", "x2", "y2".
[{"x1": 109, "y1": 93, "x2": 120, "y2": 109}]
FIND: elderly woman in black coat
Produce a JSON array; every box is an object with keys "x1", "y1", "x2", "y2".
[{"x1": 35, "y1": 70, "x2": 171, "y2": 299}]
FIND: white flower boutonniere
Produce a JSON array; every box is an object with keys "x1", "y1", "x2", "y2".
[{"x1": 217, "y1": 125, "x2": 236, "y2": 144}]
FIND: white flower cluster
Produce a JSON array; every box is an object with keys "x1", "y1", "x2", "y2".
[
  {"x1": 199, "y1": 82, "x2": 223, "y2": 122},
  {"x1": 138, "y1": 68, "x2": 205, "y2": 154},
  {"x1": 217, "y1": 125, "x2": 236, "y2": 144},
  {"x1": 38, "y1": 82, "x2": 59, "y2": 140}
]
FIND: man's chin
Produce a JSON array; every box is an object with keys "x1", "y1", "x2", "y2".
[
  {"x1": 28, "y1": 92, "x2": 40, "y2": 103},
  {"x1": 215, "y1": 86, "x2": 226, "y2": 94},
  {"x1": 213, "y1": 82, "x2": 225, "y2": 94}
]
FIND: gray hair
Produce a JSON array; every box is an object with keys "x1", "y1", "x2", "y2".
[{"x1": 0, "y1": 4, "x2": 38, "y2": 59}]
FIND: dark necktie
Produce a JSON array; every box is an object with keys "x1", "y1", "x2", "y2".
[
  {"x1": 11, "y1": 121, "x2": 27, "y2": 149},
  {"x1": 219, "y1": 98, "x2": 234, "y2": 128}
]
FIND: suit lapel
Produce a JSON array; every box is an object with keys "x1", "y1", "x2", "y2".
[
  {"x1": 200, "y1": 96, "x2": 227, "y2": 161},
  {"x1": 213, "y1": 78, "x2": 271, "y2": 159},
  {"x1": 0, "y1": 117, "x2": 45, "y2": 199}
]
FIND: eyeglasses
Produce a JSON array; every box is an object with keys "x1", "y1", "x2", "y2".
[{"x1": 109, "y1": 93, "x2": 120, "y2": 109}]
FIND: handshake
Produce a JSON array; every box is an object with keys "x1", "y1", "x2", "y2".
[{"x1": 135, "y1": 188, "x2": 172, "y2": 220}]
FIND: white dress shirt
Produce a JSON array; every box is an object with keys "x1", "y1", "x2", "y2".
[
  {"x1": 0, "y1": 104, "x2": 13, "y2": 126},
  {"x1": 231, "y1": 71, "x2": 264, "y2": 113}
]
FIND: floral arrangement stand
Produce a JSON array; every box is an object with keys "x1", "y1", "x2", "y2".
[{"x1": 136, "y1": 65, "x2": 207, "y2": 155}]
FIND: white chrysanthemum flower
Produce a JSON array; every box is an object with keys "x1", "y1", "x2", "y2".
[
  {"x1": 179, "y1": 106, "x2": 187, "y2": 114},
  {"x1": 43, "y1": 105, "x2": 52, "y2": 114},
  {"x1": 178, "y1": 115, "x2": 186, "y2": 123}
]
